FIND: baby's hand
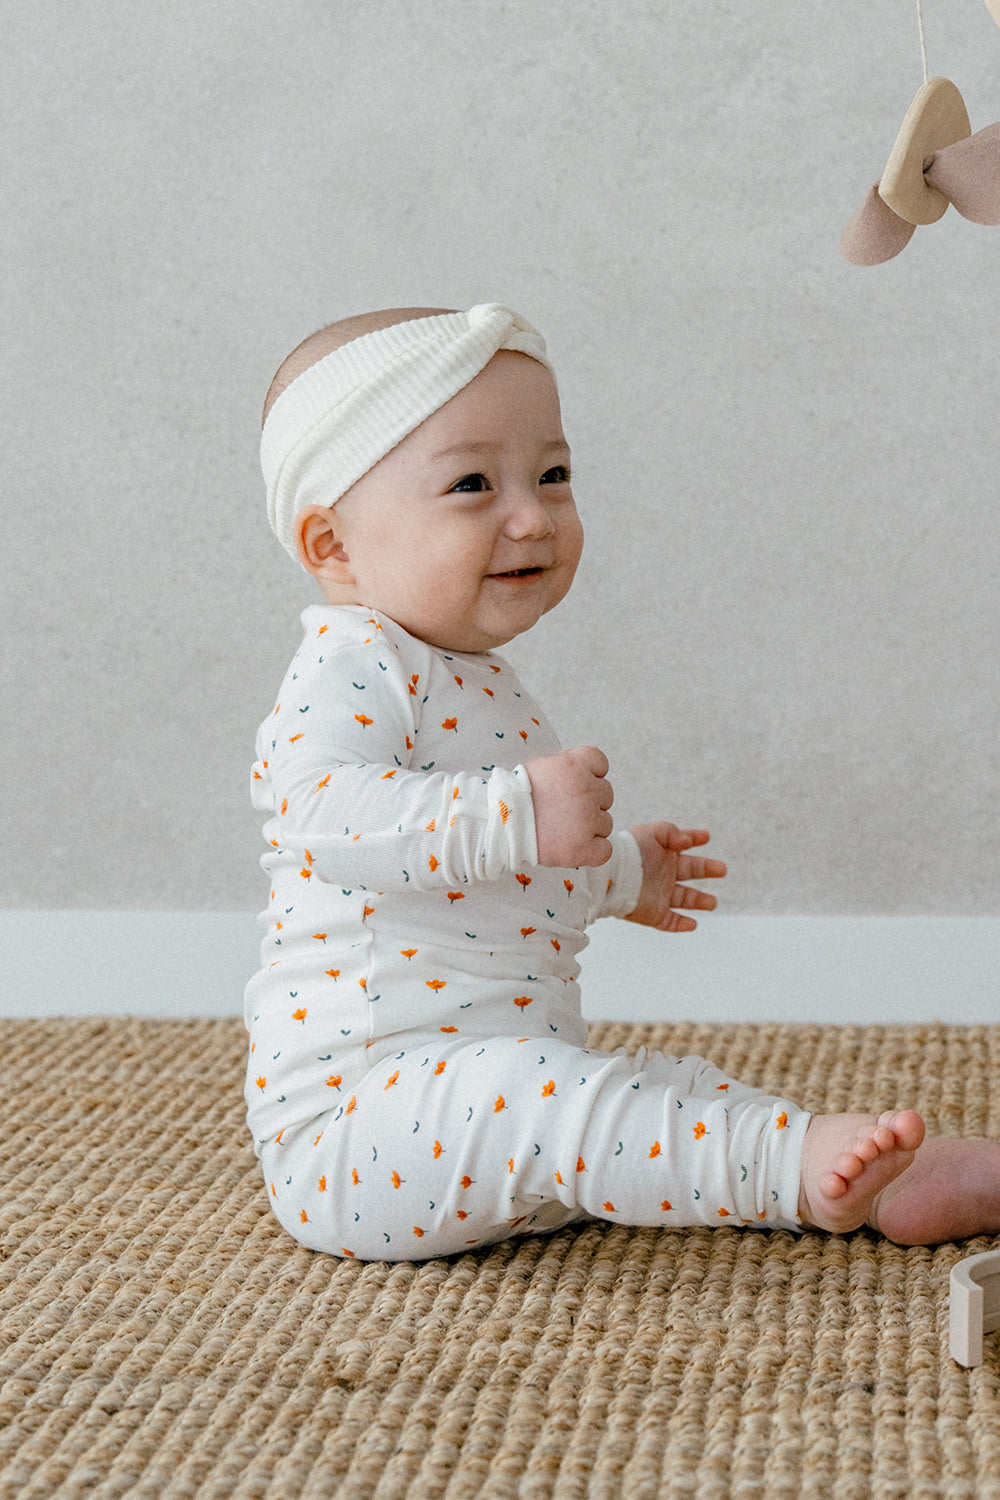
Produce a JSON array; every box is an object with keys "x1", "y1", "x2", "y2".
[
  {"x1": 626, "y1": 822, "x2": 727, "y2": 932},
  {"x1": 524, "y1": 746, "x2": 614, "y2": 868}
]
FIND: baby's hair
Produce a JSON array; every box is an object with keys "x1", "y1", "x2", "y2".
[{"x1": 262, "y1": 306, "x2": 455, "y2": 426}]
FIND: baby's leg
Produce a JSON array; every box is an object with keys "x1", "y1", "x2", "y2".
[{"x1": 259, "y1": 1037, "x2": 810, "y2": 1259}]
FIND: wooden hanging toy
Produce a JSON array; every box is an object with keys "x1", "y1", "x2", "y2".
[{"x1": 841, "y1": 0, "x2": 1000, "y2": 263}]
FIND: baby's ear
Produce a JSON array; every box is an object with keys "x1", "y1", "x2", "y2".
[{"x1": 295, "y1": 506, "x2": 352, "y2": 580}]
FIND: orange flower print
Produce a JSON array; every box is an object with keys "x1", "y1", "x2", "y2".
[
  {"x1": 661, "y1": 1200, "x2": 672, "y2": 1211},
  {"x1": 442, "y1": 717, "x2": 458, "y2": 732},
  {"x1": 564, "y1": 879, "x2": 574, "y2": 896},
  {"x1": 520, "y1": 927, "x2": 536, "y2": 939},
  {"x1": 603, "y1": 1201, "x2": 616, "y2": 1213},
  {"x1": 385, "y1": 1071, "x2": 400, "y2": 1089},
  {"x1": 446, "y1": 891, "x2": 465, "y2": 903},
  {"x1": 352, "y1": 1168, "x2": 360, "y2": 1185},
  {"x1": 515, "y1": 873, "x2": 532, "y2": 890},
  {"x1": 433, "y1": 1141, "x2": 444, "y2": 1159},
  {"x1": 460, "y1": 1175, "x2": 474, "y2": 1189},
  {"x1": 413, "y1": 1227, "x2": 425, "y2": 1238},
  {"x1": 429, "y1": 856, "x2": 439, "y2": 873},
  {"x1": 345, "y1": 1096, "x2": 357, "y2": 1115},
  {"x1": 542, "y1": 1081, "x2": 556, "y2": 1097},
  {"x1": 513, "y1": 996, "x2": 533, "y2": 1009},
  {"x1": 293, "y1": 1008, "x2": 307, "y2": 1022},
  {"x1": 256, "y1": 1076, "x2": 266, "y2": 1091},
  {"x1": 717, "y1": 1208, "x2": 731, "y2": 1218},
  {"x1": 717, "y1": 1083, "x2": 730, "y2": 1091},
  {"x1": 494, "y1": 1096, "x2": 507, "y2": 1113},
  {"x1": 776, "y1": 1112, "x2": 788, "y2": 1130},
  {"x1": 440, "y1": 1025, "x2": 457, "y2": 1033},
  {"x1": 576, "y1": 1157, "x2": 586, "y2": 1173},
  {"x1": 391, "y1": 1171, "x2": 404, "y2": 1190},
  {"x1": 314, "y1": 774, "x2": 331, "y2": 792},
  {"x1": 693, "y1": 1122, "x2": 707, "y2": 1140},
  {"x1": 649, "y1": 1141, "x2": 661, "y2": 1159},
  {"x1": 326, "y1": 1075, "x2": 342, "y2": 1089},
  {"x1": 434, "y1": 1061, "x2": 447, "y2": 1076},
  {"x1": 355, "y1": 714, "x2": 373, "y2": 728},
  {"x1": 300, "y1": 1210, "x2": 309, "y2": 1224},
  {"x1": 555, "y1": 1171, "x2": 564, "y2": 1186},
  {"x1": 498, "y1": 799, "x2": 510, "y2": 824},
  {"x1": 318, "y1": 1176, "x2": 327, "y2": 1192},
  {"x1": 401, "y1": 949, "x2": 418, "y2": 960},
  {"x1": 325, "y1": 968, "x2": 341, "y2": 980},
  {"x1": 426, "y1": 980, "x2": 447, "y2": 992}
]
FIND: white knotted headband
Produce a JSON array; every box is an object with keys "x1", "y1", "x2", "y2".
[{"x1": 260, "y1": 302, "x2": 555, "y2": 560}]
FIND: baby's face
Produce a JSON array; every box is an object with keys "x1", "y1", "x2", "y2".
[{"x1": 322, "y1": 351, "x2": 583, "y2": 652}]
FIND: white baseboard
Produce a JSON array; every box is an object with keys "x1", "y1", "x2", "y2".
[{"x1": 0, "y1": 911, "x2": 996, "y2": 1024}]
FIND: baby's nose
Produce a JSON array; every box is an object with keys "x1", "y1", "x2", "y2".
[{"x1": 504, "y1": 491, "x2": 556, "y2": 539}]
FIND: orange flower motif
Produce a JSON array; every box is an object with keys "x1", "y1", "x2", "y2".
[
  {"x1": 551, "y1": 939, "x2": 561, "y2": 953},
  {"x1": 401, "y1": 949, "x2": 418, "y2": 960},
  {"x1": 326, "y1": 1075, "x2": 342, "y2": 1089},
  {"x1": 576, "y1": 1156, "x2": 586, "y2": 1173},
  {"x1": 776, "y1": 1112, "x2": 788, "y2": 1130},
  {"x1": 693, "y1": 1122, "x2": 707, "y2": 1140},
  {"x1": 564, "y1": 879, "x2": 574, "y2": 895},
  {"x1": 409, "y1": 674, "x2": 419, "y2": 695},
  {"x1": 355, "y1": 714, "x2": 373, "y2": 728},
  {"x1": 456, "y1": 1209, "x2": 469, "y2": 1220},
  {"x1": 442, "y1": 717, "x2": 458, "y2": 732},
  {"x1": 446, "y1": 891, "x2": 465, "y2": 903},
  {"x1": 381, "y1": 769, "x2": 397, "y2": 780},
  {"x1": 256, "y1": 1076, "x2": 266, "y2": 1091},
  {"x1": 717, "y1": 1208, "x2": 731, "y2": 1218},
  {"x1": 515, "y1": 873, "x2": 532, "y2": 890},
  {"x1": 542, "y1": 1080, "x2": 556, "y2": 1097},
  {"x1": 293, "y1": 1008, "x2": 307, "y2": 1022},
  {"x1": 603, "y1": 1201, "x2": 616, "y2": 1213},
  {"x1": 440, "y1": 1025, "x2": 458, "y2": 1033},
  {"x1": 649, "y1": 1141, "x2": 661, "y2": 1159},
  {"x1": 508, "y1": 1158, "x2": 515, "y2": 1175},
  {"x1": 661, "y1": 1200, "x2": 672, "y2": 1211},
  {"x1": 325, "y1": 968, "x2": 340, "y2": 980},
  {"x1": 300, "y1": 1210, "x2": 308, "y2": 1224},
  {"x1": 314, "y1": 774, "x2": 330, "y2": 792},
  {"x1": 413, "y1": 1227, "x2": 425, "y2": 1237},
  {"x1": 426, "y1": 980, "x2": 447, "y2": 992},
  {"x1": 498, "y1": 799, "x2": 510, "y2": 824},
  {"x1": 434, "y1": 1061, "x2": 447, "y2": 1076},
  {"x1": 513, "y1": 996, "x2": 533, "y2": 1009},
  {"x1": 385, "y1": 1071, "x2": 399, "y2": 1089},
  {"x1": 345, "y1": 1096, "x2": 357, "y2": 1114},
  {"x1": 520, "y1": 927, "x2": 536, "y2": 938},
  {"x1": 717, "y1": 1083, "x2": 730, "y2": 1091},
  {"x1": 460, "y1": 1175, "x2": 474, "y2": 1189},
  {"x1": 352, "y1": 1168, "x2": 360, "y2": 1185},
  {"x1": 391, "y1": 1171, "x2": 403, "y2": 1189},
  {"x1": 429, "y1": 856, "x2": 439, "y2": 872},
  {"x1": 318, "y1": 1176, "x2": 327, "y2": 1192},
  {"x1": 433, "y1": 1141, "x2": 443, "y2": 1159},
  {"x1": 494, "y1": 1096, "x2": 507, "y2": 1113},
  {"x1": 555, "y1": 1171, "x2": 564, "y2": 1186}
]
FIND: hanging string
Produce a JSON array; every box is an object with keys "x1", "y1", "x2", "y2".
[{"x1": 915, "y1": 0, "x2": 930, "y2": 84}]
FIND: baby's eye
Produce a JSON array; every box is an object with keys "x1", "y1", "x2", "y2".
[
  {"x1": 540, "y1": 465, "x2": 571, "y2": 485},
  {"x1": 450, "y1": 472, "x2": 491, "y2": 493}
]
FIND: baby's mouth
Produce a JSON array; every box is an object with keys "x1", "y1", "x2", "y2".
[{"x1": 489, "y1": 566, "x2": 544, "y2": 579}]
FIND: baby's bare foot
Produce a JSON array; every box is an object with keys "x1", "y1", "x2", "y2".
[
  {"x1": 798, "y1": 1110, "x2": 925, "y2": 1234},
  {"x1": 869, "y1": 1136, "x2": 1000, "y2": 1245}
]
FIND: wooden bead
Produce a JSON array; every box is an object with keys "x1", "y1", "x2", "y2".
[{"x1": 879, "y1": 78, "x2": 971, "y2": 225}]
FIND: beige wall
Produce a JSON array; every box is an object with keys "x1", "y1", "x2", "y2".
[{"x1": 4, "y1": 0, "x2": 998, "y2": 916}]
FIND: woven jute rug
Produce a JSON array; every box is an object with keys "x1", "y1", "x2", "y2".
[{"x1": 2, "y1": 1018, "x2": 1000, "y2": 1500}]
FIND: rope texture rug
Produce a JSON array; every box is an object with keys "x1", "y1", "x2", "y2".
[{"x1": 2, "y1": 1018, "x2": 999, "y2": 1500}]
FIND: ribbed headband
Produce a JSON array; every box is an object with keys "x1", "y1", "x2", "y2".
[{"x1": 260, "y1": 302, "x2": 555, "y2": 560}]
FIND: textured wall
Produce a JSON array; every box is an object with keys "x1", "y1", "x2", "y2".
[{"x1": 4, "y1": 0, "x2": 998, "y2": 914}]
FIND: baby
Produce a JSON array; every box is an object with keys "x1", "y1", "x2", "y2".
[{"x1": 246, "y1": 302, "x2": 1000, "y2": 1261}]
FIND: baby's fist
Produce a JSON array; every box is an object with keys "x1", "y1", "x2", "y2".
[{"x1": 525, "y1": 746, "x2": 614, "y2": 868}]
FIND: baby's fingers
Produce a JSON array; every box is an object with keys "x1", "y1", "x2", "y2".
[{"x1": 675, "y1": 854, "x2": 727, "y2": 881}]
